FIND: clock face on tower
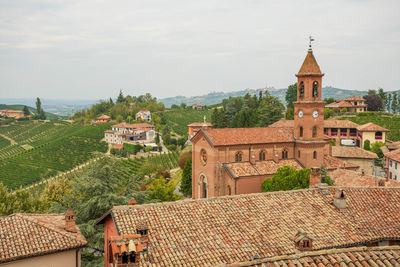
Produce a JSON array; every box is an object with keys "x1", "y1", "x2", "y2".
[
  {"x1": 313, "y1": 110, "x2": 319, "y2": 118},
  {"x1": 298, "y1": 110, "x2": 303, "y2": 118}
]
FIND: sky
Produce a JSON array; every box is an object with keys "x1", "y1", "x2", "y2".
[{"x1": 0, "y1": 0, "x2": 399, "y2": 100}]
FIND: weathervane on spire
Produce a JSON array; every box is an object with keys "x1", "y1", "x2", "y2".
[{"x1": 309, "y1": 35, "x2": 315, "y2": 49}]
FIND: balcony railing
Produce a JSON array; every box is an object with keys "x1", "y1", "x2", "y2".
[
  {"x1": 358, "y1": 134, "x2": 362, "y2": 138},
  {"x1": 349, "y1": 133, "x2": 356, "y2": 136},
  {"x1": 340, "y1": 133, "x2": 347, "y2": 136},
  {"x1": 375, "y1": 136, "x2": 383, "y2": 140},
  {"x1": 331, "y1": 133, "x2": 337, "y2": 136}
]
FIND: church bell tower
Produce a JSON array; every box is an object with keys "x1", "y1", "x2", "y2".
[{"x1": 294, "y1": 41, "x2": 327, "y2": 168}]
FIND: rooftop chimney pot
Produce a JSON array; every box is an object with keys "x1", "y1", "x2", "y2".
[
  {"x1": 65, "y1": 208, "x2": 78, "y2": 233},
  {"x1": 128, "y1": 198, "x2": 137, "y2": 205},
  {"x1": 333, "y1": 189, "x2": 347, "y2": 209}
]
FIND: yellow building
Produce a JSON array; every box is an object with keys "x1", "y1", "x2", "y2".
[{"x1": 357, "y1": 122, "x2": 389, "y2": 148}]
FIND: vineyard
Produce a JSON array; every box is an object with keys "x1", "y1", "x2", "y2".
[
  {"x1": 0, "y1": 120, "x2": 112, "y2": 189},
  {"x1": 163, "y1": 109, "x2": 213, "y2": 136},
  {"x1": 0, "y1": 136, "x2": 11, "y2": 149},
  {"x1": 337, "y1": 113, "x2": 400, "y2": 141},
  {"x1": 24, "y1": 151, "x2": 181, "y2": 195}
]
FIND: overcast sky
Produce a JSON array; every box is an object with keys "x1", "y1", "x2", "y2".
[{"x1": 0, "y1": 0, "x2": 399, "y2": 100}]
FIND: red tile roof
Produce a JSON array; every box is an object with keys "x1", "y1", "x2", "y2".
[
  {"x1": 325, "y1": 100, "x2": 354, "y2": 108},
  {"x1": 103, "y1": 188, "x2": 400, "y2": 266},
  {"x1": 332, "y1": 146, "x2": 378, "y2": 159},
  {"x1": 203, "y1": 127, "x2": 294, "y2": 146},
  {"x1": 269, "y1": 120, "x2": 294, "y2": 128},
  {"x1": 386, "y1": 148, "x2": 400, "y2": 162},
  {"x1": 224, "y1": 160, "x2": 303, "y2": 178},
  {"x1": 98, "y1": 114, "x2": 111, "y2": 119},
  {"x1": 104, "y1": 130, "x2": 114, "y2": 133},
  {"x1": 342, "y1": 96, "x2": 365, "y2": 101},
  {"x1": 229, "y1": 246, "x2": 400, "y2": 267},
  {"x1": 297, "y1": 49, "x2": 322, "y2": 75},
  {"x1": 323, "y1": 154, "x2": 359, "y2": 170},
  {"x1": 324, "y1": 119, "x2": 359, "y2": 128},
  {"x1": 357, "y1": 122, "x2": 389, "y2": 132},
  {"x1": 0, "y1": 213, "x2": 87, "y2": 263},
  {"x1": 328, "y1": 169, "x2": 398, "y2": 187},
  {"x1": 187, "y1": 122, "x2": 212, "y2": 127}
]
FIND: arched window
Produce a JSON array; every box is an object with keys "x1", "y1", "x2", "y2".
[
  {"x1": 235, "y1": 151, "x2": 243, "y2": 162},
  {"x1": 298, "y1": 150, "x2": 300, "y2": 158},
  {"x1": 299, "y1": 127, "x2": 303, "y2": 137},
  {"x1": 282, "y1": 149, "x2": 288, "y2": 159},
  {"x1": 227, "y1": 185, "x2": 232, "y2": 195},
  {"x1": 259, "y1": 151, "x2": 266, "y2": 161},
  {"x1": 312, "y1": 126, "x2": 317, "y2": 137},
  {"x1": 199, "y1": 174, "x2": 208, "y2": 198},
  {"x1": 313, "y1": 151, "x2": 317, "y2": 159},
  {"x1": 312, "y1": 81, "x2": 318, "y2": 97},
  {"x1": 299, "y1": 82, "x2": 305, "y2": 98}
]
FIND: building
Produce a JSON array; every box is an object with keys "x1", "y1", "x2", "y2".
[
  {"x1": 192, "y1": 103, "x2": 205, "y2": 110},
  {"x1": 104, "y1": 123, "x2": 155, "y2": 146},
  {"x1": 95, "y1": 114, "x2": 111, "y2": 124},
  {"x1": 135, "y1": 110, "x2": 151, "y2": 122},
  {"x1": 188, "y1": 117, "x2": 212, "y2": 139},
  {"x1": 325, "y1": 96, "x2": 367, "y2": 113},
  {"x1": 271, "y1": 119, "x2": 388, "y2": 148},
  {"x1": 385, "y1": 148, "x2": 400, "y2": 181},
  {"x1": 98, "y1": 187, "x2": 400, "y2": 266},
  {"x1": 0, "y1": 109, "x2": 25, "y2": 119},
  {"x1": 191, "y1": 46, "x2": 360, "y2": 199},
  {"x1": 328, "y1": 168, "x2": 400, "y2": 187},
  {"x1": 331, "y1": 146, "x2": 378, "y2": 175},
  {"x1": 0, "y1": 209, "x2": 87, "y2": 267}
]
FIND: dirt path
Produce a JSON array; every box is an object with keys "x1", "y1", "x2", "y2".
[{"x1": 0, "y1": 134, "x2": 16, "y2": 145}]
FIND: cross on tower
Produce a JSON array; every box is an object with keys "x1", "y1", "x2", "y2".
[{"x1": 309, "y1": 35, "x2": 315, "y2": 48}]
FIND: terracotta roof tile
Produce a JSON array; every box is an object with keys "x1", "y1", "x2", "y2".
[
  {"x1": 332, "y1": 146, "x2": 378, "y2": 159},
  {"x1": 325, "y1": 101, "x2": 354, "y2": 108},
  {"x1": 0, "y1": 213, "x2": 87, "y2": 263},
  {"x1": 297, "y1": 49, "x2": 323, "y2": 75},
  {"x1": 269, "y1": 120, "x2": 294, "y2": 128},
  {"x1": 187, "y1": 122, "x2": 212, "y2": 127},
  {"x1": 203, "y1": 127, "x2": 294, "y2": 146},
  {"x1": 230, "y1": 246, "x2": 400, "y2": 267},
  {"x1": 386, "y1": 148, "x2": 400, "y2": 162},
  {"x1": 107, "y1": 188, "x2": 400, "y2": 266},
  {"x1": 342, "y1": 97, "x2": 365, "y2": 101},
  {"x1": 328, "y1": 169, "x2": 399, "y2": 187},
  {"x1": 112, "y1": 123, "x2": 155, "y2": 129},
  {"x1": 357, "y1": 122, "x2": 389, "y2": 132},
  {"x1": 323, "y1": 154, "x2": 359, "y2": 170},
  {"x1": 98, "y1": 114, "x2": 110, "y2": 119},
  {"x1": 324, "y1": 120, "x2": 359, "y2": 128}
]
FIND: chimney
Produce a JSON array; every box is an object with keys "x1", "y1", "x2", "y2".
[
  {"x1": 309, "y1": 167, "x2": 321, "y2": 187},
  {"x1": 333, "y1": 189, "x2": 347, "y2": 209},
  {"x1": 128, "y1": 198, "x2": 137, "y2": 205},
  {"x1": 65, "y1": 208, "x2": 78, "y2": 233}
]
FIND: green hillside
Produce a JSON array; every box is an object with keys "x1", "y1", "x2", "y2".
[
  {"x1": 0, "y1": 120, "x2": 111, "y2": 189},
  {"x1": 163, "y1": 109, "x2": 213, "y2": 136},
  {"x1": 0, "y1": 104, "x2": 63, "y2": 119}
]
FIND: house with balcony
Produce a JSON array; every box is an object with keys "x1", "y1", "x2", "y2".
[
  {"x1": 325, "y1": 96, "x2": 367, "y2": 113},
  {"x1": 104, "y1": 123, "x2": 155, "y2": 147}
]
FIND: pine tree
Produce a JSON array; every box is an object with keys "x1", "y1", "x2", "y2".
[
  {"x1": 387, "y1": 94, "x2": 392, "y2": 112},
  {"x1": 180, "y1": 159, "x2": 192, "y2": 196},
  {"x1": 117, "y1": 89, "x2": 125, "y2": 103},
  {"x1": 393, "y1": 93, "x2": 398, "y2": 113},
  {"x1": 23, "y1": 105, "x2": 30, "y2": 116}
]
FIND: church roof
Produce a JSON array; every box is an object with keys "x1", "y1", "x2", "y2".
[
  {"x1": 201, "y1": 127, "x2": 294, "y2": 146},
  {"x1": 100, "y1": 188, "x2": 400, "y2": 266},
  {"x1": 297, "y1": 49, "x2": 323, "y2": 76}
]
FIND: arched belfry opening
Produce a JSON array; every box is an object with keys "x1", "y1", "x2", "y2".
[{"x1": 198, "y1": 173, "x2": 208, "y2": 199}]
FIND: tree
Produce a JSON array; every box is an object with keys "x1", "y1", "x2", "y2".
[
  {"x1": 378, "y1": 88, "x2": 387, "y2": 111},
  {"x1": 285, "y1": 83, "x2": 297, "y2": 109},
  {"x1": 179, "y1": 150, "x2": 192, "y2": 169},
  {"x1": 285, "y1": 107, "x2": 294, "y2": 120},
  {"x1": 155, "y1": 133, "x2": 160, "y2": 144},
  {"x1": 180, "y1": 159, "x2": 192, "y2": 196},
  {"x1": 171, "y1": 104, "x2": 179, "y2": 109},
  {"x1": 23, "y1": 106, "x2": 30, "y2": 116},
  {"x1": 147, "y1": 177, "x2": 179, "y2": 202},
  {"x1": 340, "y1": 108, "x2": 348, "y2": 113},
  {"x1": 36, "y1": 97, "x2": 42, "y2": 115},
  {"x1": 257, "y1": 94, "x2": 284, "y2": 126},
  {"x1": 363, "y1": 95, "x2": 382, "y2": 111},
  {"x1": 261, "y1": 166, "x2": 310, "y2": 192},
  {"x1": 371, "y1": 141, "x2": 385, "y2": 159},
  {"x1": 387, "y1": 93, "x2": 392, "y2": 112},
  {"x1": 117, "y1": 89, "x2": 125, "y2": 103},
  {"x1": 368, "y1": 89, "x2": 377, "y2": 95},
  {"x1": 392, "y1": 93, "x2": 398, "y2": 113},
  {"x1": 324, "y1": 97, "x2": 335, "y2": 104},
  {"x1": 364, "y1": 140, "x2": 371, "y2": 151},
  {"x1": 180, "y1": 102, "x2": 187, "y2": 110}
]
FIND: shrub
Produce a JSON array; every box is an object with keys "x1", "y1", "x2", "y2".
[
  {"x1": 261, "y1": 166, "x2": 310, "y2": 192},
  {"x1": 364, "y1": 140, "x2": 371, "y2": 151},
  {"x1": 166, "y1": 144, "x2": 176, "y2": 151},
  {"x1": 180, "y1": 159, "x2": 192, "y2": 196}
]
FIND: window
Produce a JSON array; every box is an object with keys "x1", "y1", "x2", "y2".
[
  {"x1": 396, "y1": 162, "x2": 398, "y2": 170},
  {"x1": 312, "y1": 126, "x2": 317, "y2": 137},
  {"x1": 282, "y1": 150, "x2": 288, "y2": 159},
  {"x1": 302, "y1": 240, "x2": 311, "y2": 248},
  {"x1": 312, "y1": 81, "x2": 318, "y2": 97},
  {"x1": 122, "y1": 253, "x2": 128, "y2": 264},
  {"x1": 375, "y1": 131, "x2": 382, "y2": 140},
  {"x1": 390, "y1": 160, "x2": 393, "y2": 167},
  {"x1": 390, "y1": 172, "x2": 393, "y2": 179},
  {"x1": 227, "y1": 185, "x2": 232, "y2": 195},
  {"x1": 299, "y1": 127, "x2": 303, "y2": 137},
  {"x1": 299, "y1": 82, "x2": 305, "y2": 98},
  {"x1": 298, "y1": 150, "x2": 300, "y2": 158},
  {"x1": 129, "y1": 253, "x2": 136, "y2": 263},
  {"x1": 235, "y1": 152, "x2": 243, "y2": 162},
  {"x1": 313, "y1": 151, "x2": 317, "y2": 159},
  {"x1": 137, "y1": 229, "x2": 148, "y2": 236},
  {"x1": 259, "y1": 151, "x2": 266, "y2": 161}
]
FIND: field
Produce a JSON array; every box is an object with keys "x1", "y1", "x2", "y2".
[
  {"x1": 337, "y1": 113, "x2": 400, "y2": 141},
  {"x1": 25, "y1": 151, "x2": 181, "y2": 195},
  {"x1": 163, "y1": 109, "x2": 213, "y2": 136},
  {"x1": 0, "y1": 120, "x2": 111, "y2": 189}
]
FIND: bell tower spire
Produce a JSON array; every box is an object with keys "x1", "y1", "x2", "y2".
[{"x1": 294, "y1": 39, "x2": 327, "y2": 168}]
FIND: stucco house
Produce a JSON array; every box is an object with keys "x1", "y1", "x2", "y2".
[
  {"x1": 0, "y1": 109, "x2": 25, "y2": 119},
  {"x1": 385, "y1": 148, "x2": 400, "y2": 181},
  {"x1": 0, "y1": 209, "x2": 87, "y2": 267},
  {"x1": 325, "y1": 96, "x2": 367, "y2": 113},
  {"x1": 104, "y1": 123, "x2": 155, "y2": 146},
  {"x1": 135, "y1": 110, "x2": 151, "y2": 122},
  {"x1": 331, "y1": 146, "x2": 378, "y2": 176}
]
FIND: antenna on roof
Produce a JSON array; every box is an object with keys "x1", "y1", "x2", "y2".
[{"x1": 309, "y1": 35, "x2": 315, "y2": 49}]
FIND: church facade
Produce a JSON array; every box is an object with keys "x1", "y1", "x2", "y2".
[{"x1": 191, "y1": 47, "x2": 358, "y2": 199}]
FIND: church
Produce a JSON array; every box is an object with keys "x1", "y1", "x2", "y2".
[{"x1": 191, "y1": 45, "x2": 363, "y2": 199}]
